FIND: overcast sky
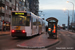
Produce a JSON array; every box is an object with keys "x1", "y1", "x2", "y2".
[
  {"x1": 39, "y1": 0, "x2": 75, "y2": 10},
  {"x1": 39, "y1": 0, "x2": 75, "y2": 26}
]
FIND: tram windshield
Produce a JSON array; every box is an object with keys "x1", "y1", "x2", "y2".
[{"x1": 12, "y1": 15, "x2": 30, "y2": 26}]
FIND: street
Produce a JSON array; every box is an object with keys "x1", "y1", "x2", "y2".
[
  {"x1": 0, "y1": 34, "x2": 38, "y2": 49},
  {"x1": 48, "y1": 30, "x2": 75, "y2": 50},
  {"x1": 0, "y1": 30, "x2": 75, "y2": 50},
  {"x1": 0, "y1": 0, "x2": 75, "y2": 50}
]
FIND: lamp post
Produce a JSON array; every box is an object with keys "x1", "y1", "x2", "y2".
[
  {"x1": 67, "y1": 10, "x2": 70, "y2": 30},
  {"x1": 63, "y1": 8, "x2": 70, "y2": 30},
  {"x1": 67, "y1": 1, "x2": 74, "y2": 27},
  {"x1": 38, "y1": 11, "x2": 45, "y2": 17},
  {"x1": 38, "y1": 11, "x2": 45, "y2": 20}
]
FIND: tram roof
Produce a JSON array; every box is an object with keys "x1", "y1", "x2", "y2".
[
  {"x1": 31, "y1": 12, "x2": 42, "y2": 20},
  {"x1": 11, "y1": 11, "x2": 42, "y2": 20},
  {"x1": 11, "y1": 11, "x2": 27, "y2": 13}
]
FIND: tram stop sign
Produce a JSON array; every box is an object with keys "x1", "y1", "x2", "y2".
[{"x1": 46, "y1": 17, "x2": 58, "y2": 39}]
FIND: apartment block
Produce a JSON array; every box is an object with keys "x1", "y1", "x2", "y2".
[
  {"x1": 0, "y1": 0, "x2": 29, "y2": 31},
  {"x1": 28, "y1": 0, "x2": 39, "y2": 15}
]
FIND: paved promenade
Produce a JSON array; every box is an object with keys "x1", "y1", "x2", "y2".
[{"x1": 17, "y1": 33, "x2": 59, "y2": 49}]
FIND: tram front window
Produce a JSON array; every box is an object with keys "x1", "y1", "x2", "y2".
[{"x1": 12, "y1": 15, "x2": 30, "y2": 26}]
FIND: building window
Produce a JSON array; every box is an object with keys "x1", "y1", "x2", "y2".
[
  {"x1": 16, "y1": 7, "x2": 18, "y2": 11},
  {"x1": 12, "y1": 9, "x2": 14, "y2": 11},
  {"x1": 23, "y1": 0, "x2": 25, "y2": 2},
  {"x1": 6, "y1": 6, "x2": 7, "y2": 10},
  {"x1": 21, "y1": 0, "x2": 22, "y2": 1},
  {"x1": 9, "y1": 0, "x2": 12, "y2": 2},
  {"x1": 16, "y1": 4, "x2": 18, "y2": 7}
]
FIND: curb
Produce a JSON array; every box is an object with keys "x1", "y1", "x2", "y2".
[
  {"x1": 17, "y1": 39, "x2": 60, "y2": 49},
  {"x1": 0, "y1": 34, "x2": 9, "y2": 36},
  {"x1": 0, "y1": 33, "x2": 10, "y2": 36}
]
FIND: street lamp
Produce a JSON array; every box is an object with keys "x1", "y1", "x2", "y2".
[
  {"x1": 63, "y1": 8, "x2": 70, "y2": 30},
  {"x1": 38, "y1": 11, "x2": 45, "y2": 20},
  {"x1": 67, "y1": 1, "x2": 74, "y2": 25},
  {"x1": 38, "y1": 11, "x2": 45, "y2": 16},
  {"x1": 38, "y1": 11, "x2": 43, "y2": 16}
]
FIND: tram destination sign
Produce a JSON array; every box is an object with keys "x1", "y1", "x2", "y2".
[{"x1": 12, "y1": 12, "x2": 27, "y2": 16}]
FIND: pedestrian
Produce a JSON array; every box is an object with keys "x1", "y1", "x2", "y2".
[{"x1": 46, "y1": 26, "x2": 48, "y2": 35}]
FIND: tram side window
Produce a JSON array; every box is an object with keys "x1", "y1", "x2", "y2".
[
  {"x1": 42, "y1": 21, "x2": 45, "y2": 26},
  {"x1": 37, "y1": 20, "x2": 39, "y2": 25},
  {"x1": 36, "y1": 19, "x2": 39, "y2": 25},
  {"x1": 12, "y1": 16, "x2": 15, "y2": 26},
  {"x1": 26, "y1": 16, "x2": 30, "y2": 26},
  {"x1": 39, "y1": 20, "x2": 42, "y2": 25},
  {"x1": 33, "y1": 18, "x2": 36, "y2": 25},
  {"x1": 37, "y1": 20, "x2": 41, "y2": 25},
  {"x1": 40, "y1": 20, "x2": 42, "y2": 25}
]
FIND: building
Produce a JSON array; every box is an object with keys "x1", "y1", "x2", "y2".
[
  {"x1": 28, "y1": 0, "x2": 39, "y2": 15},
  {"x1": 0, "y1": 0, "x2": 28, "y2": 31},
  {"x1": 25, "y1": 0, "x2": 29, "y2": 11}
]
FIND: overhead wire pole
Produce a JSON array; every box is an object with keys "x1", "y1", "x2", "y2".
[
  {"x1": 67, "y1": 1, "x2": 74, "y2": 31},
  {"x1": 67, "y1": 10, "x2": 70, "y2": 30},
  {"x1": 38, "y1": 11, "x2": 45, "y2": 20},
  {"x1": 63, "y1": 9, "x2": 70, "y2": 30},
  {"x1": 69, "y1": 2, "x2": 74, "y2": 23},
  {"x1": 38, "y1": 11, "x2": 43, "y2": 16}
]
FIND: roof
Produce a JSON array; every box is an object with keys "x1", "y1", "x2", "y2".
[
  {"x1": 11, "y1": 11, "x2": 27, "y2": 13},
  {"x1": 46, "y1": 17, "x2": 58, "y2": 23}
]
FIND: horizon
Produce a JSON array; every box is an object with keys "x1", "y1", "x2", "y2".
[{"x1": 39, "y1": 9, "x2": 74, "y2": 26}]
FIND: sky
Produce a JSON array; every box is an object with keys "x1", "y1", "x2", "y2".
[
  {"x1": 39, "y1": 0, "x2": 75, "y2": 10},
  {"x1": 39, "y1": 0, "x2": 75, "y2": 26}
]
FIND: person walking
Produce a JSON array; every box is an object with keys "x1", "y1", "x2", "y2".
[{"x1": 46, "y1": 26, "x2": 48, "y2": 35}]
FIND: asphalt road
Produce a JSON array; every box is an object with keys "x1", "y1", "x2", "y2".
[
  {"x1": 0, "y1": 34, "x2": 39, "y2": 50},
  {"x1": 48, "y1": 30, "x2": 75, "y2": 50},
  {"x1": 0, "y1": 30, "x2": 75, "y2": 50}
]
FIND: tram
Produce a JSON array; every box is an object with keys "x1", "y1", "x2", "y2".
[{"x1": 11, "y1": 11, "x2": 45, "y2": 37}]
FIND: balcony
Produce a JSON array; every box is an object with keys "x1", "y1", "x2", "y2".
[
  {"x1": 6, "y1": 0, "x2": 9, "y2": 2},
  {"x1": 0, "y1": 0, "x2": 5, "y2": 5},
  {"x1": 16, "y1": 0, "x2": 19, "y2": 3},
  {"x1": 5, "y1": 16, "x2": 9, "y2": 22},
  {"x1": 0, "y1": 7, "x2": 5, "y2": 13},
  {"x1": 12, "y1": 4, "x2": 15, "y2": 9},
  {"x1": 9, "y1": 2, "x2": 12, "y2": 7},
  {"x1": 1, "y1": 16, "x2": 4, "y2": 21},
  {"x1": 19, "y1": 3, "x2": 21, "y2": 6},
  {"x1": 9, "y1": 10, "x2": 11, "y2": 15}
]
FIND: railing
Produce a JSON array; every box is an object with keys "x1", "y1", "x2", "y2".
[
  {"x1": 16, "y1": 0, "x2": 19, "y2": 3},
  {"x1": 9, "y1": 10, "x2": 11, "y2": 15},
  {"x1": 9, "y1": 18, "x2": 11, "y2": 22},
  {"x1": 0, "y1": 7, "x2": 5, "y2": 13},
  {"x1": 6, "y1": 0, "x2": 9, "y2": 2},
  {"x1": 1, "y1": 16, "x2": 4, "y2": 21},
  {"x1": 19, "y1": 3, "x2": 21, "y2": 6},
  {"x1": 5, "y1": 17, "x2": 8, "y2": 22},
  {"x1": 9, "y1": 2, "x2": 12, "y2": 7}
]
